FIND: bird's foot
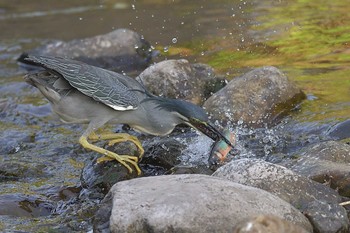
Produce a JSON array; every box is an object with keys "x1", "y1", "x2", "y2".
[
  {"x1": 88, "y1": 132, "x2": 144, "y2": 158},
  {"x1": 97, "y1": 154, "x2": 141, "y2": 175},
  {"x1": 80, "y1": 135, "x2": 142, "y2": 175}
]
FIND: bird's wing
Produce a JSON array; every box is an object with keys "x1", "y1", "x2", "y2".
[{"x1": 26, "y1": 56, "x2": 140, "y2": 110}]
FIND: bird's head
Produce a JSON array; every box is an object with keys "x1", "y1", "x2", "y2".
[{"x1": 151, "y1": 97, "x2": 233, "y2": 146}]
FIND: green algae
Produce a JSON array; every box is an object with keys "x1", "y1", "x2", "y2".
[{"x1": 170, "y1": 0, "x2": 350, "y2": 122}]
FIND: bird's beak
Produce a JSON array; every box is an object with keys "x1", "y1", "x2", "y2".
[{"x1": 190, "y1": 120, "x2": 234, "y2": 147}]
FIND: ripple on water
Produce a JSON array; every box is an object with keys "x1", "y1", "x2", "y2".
[{"x1": 0, "y1": 193, "x2": 54, "y2": 217}]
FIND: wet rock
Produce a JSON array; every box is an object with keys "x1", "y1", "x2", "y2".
[
  {"x1": 0, "y1": 161, "x2": 47, "y2": 181},
  {"x1": 213, "y1": 158, "x2": 349, "y2": 233},
  {"x1": 140, "y1": 129, "x2": 217, "y2": 176},
  {"x1": 232, "y1": 215, "x2": 310, "y2": 233},
  {"x1": 165, "y1": 165, "x2": 214, "y2": 175},
  {"x1": 93, "y1": 191, "x2": 113, "y2": 233},
  {"x1": 18, "y1": 28, "x2": 156, "y2": 73},
  {"x1": 137, "y1": 60, "x2": 226, "y2": 105},
  {"x1": 304, "y1": 201, "x2": 349, "y2": 233},
  {"x1": 94, "y1": 174, "x2": 312, "y2": 233},
  {"x1": 54, "y1": 197, "x2": 99, "y2": 233},
  {"x1": 0, "y1": 194, "x2": 54, "y2": 217},
  {"x1": 142, "y1": 136, "x2": 185, "y2": 171},
  {"x1": 80, "y1": 141, "x2": 140, "y2": 199},
  {"x1": 203, "y1": 66, "x2": 306, "y2": 127},
  {"x1": 0, "y1": 130, "x2": 35, "y2": 155},
  {"x1": 327, "y1": 119, "x2": 350, "y2": 140},
  {"x1": 35, "y1": 185, "x2": 81, "y2": 202},
  {"x1": 80, "y1": 158, "x2": 137, "y2": 199},
  {"x1": 289, "y1": 141, "x2": 350, "y2": 197}
]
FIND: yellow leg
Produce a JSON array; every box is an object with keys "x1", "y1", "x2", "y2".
[
  {"x1": 79, "y1": 135, "x2": 141, "y2": 175},
  {"x1": 88, "y1": 132, "x2": 144, "y2": 157}
]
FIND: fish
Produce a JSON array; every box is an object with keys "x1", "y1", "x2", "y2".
[{"x1": 208, "y1": 129, "x2": 236, "y2": 165}]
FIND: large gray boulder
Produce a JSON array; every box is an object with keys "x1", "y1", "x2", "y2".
[
  {"x1": 18, "y1": 28, "x2": 155, "y2": 73},
  {"x1": 137, "y1": 59, "x2": 226, "y2": 105},
  {"x1": 203, "y1": 66, "x2": 305, "y2": 127},
  {"x1": 94, "y1": 174, "x2": 312, "y2": 233},
  {"x1": 213, "y1": 159, "x2": 349, "y2": 233}
]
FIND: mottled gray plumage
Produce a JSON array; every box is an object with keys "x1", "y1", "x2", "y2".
[{"x1": 26, "y1": 56, "x2": 141, "y2": 111}]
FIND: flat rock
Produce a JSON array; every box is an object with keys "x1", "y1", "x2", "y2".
[
  {"x1": 137, "y1": 59, "x2": 226, "y2": 105},
  {"x1": 289, "y1": 141, "x2": 350, "y2": 197},
  {"x1": 94, "y1": 174, "x2": 312, "y2": 233},
  {"x1": 203, "y1": 66, "x2": 305, "y2": 127},
  {"x1": 213, "y1": 158, "x2": 349, "y2": 233}
]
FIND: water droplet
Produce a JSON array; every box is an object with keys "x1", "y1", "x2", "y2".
[
  {"x1": 201, "y1": 51, "x2": 205, "y2": 56},
  {"x1": 172, "y1": 37, "x2": 177, "y2": 44},
  {"x1": 163, "y1": 46, "x2": 169, "y2": 52},
  {"x1": 131, "y1": 4, "x2": 135, "y2": 10},
  {"x1": 79, "y1": 17, "x2": 83, "y2": 20}
]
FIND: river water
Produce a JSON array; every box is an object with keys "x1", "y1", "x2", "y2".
[{"x1": 0, "y1": 0, "x2": 349, "y2": 231}]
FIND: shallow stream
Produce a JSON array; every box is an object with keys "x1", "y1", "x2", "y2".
[{"x1": 0, "y1": 0, "x2": 349, "y2": 232}]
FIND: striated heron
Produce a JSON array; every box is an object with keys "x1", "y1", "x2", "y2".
[{"x1": 24, "y1": 56, "x2": 232, "y2": 175}]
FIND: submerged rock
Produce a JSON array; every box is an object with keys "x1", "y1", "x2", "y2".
[
  {"x1": 0, "y1": 161, "x2": 47, "y2": 181},
  {"x1": 327, "y1": 119, "x2": 350, "y2": 140},
  {"x1": 18, "y1": 28, "x2": 156, "y2": 74},
  {"x1": 203, "y1": 66, "x2": 306, "y2": 127},
  {"x1": 0, "y1": 194, "x2": 54, "y2": 217},
  {"x1": 137, "y1": 59, "x2": 226, "y2": 105},
  {"x1": 0, "y1": 129, "x2": 35, "y2": 155},
  {"x1": 213, "y1": 158, "x2": 349, "y2": 233},
  {"x1": 93, "y1": 174, "x2": 312, "y2": 233}
]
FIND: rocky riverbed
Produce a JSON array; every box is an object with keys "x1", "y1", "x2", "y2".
[{"x1": 1, "y1": 1, "x2": 350, "y2": 232}]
